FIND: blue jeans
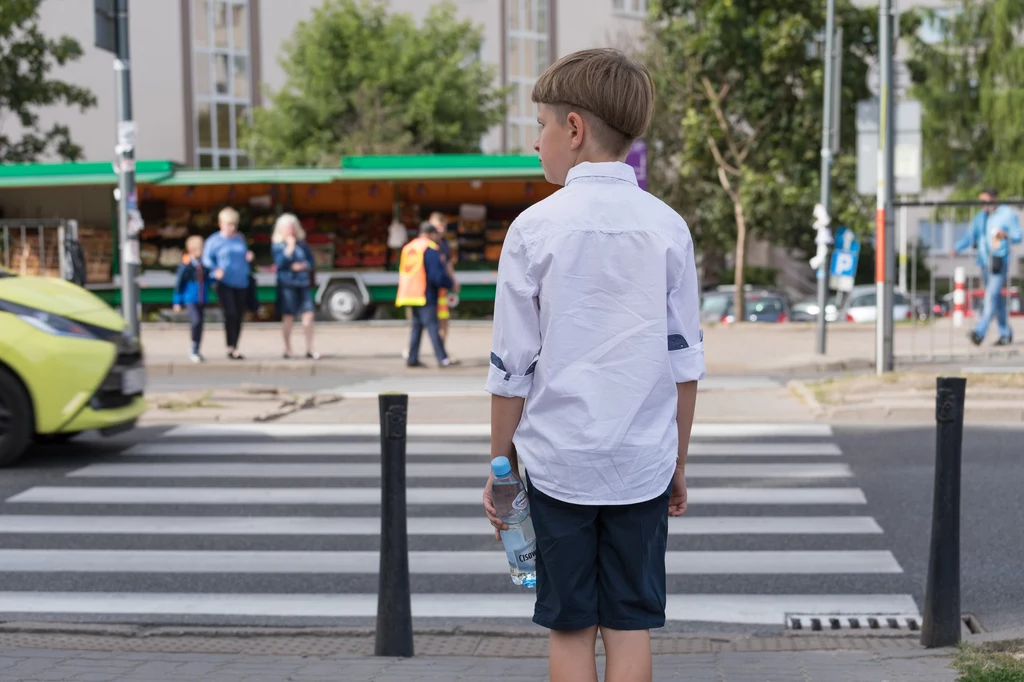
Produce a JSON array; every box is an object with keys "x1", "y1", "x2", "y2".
[
  {"x1": 408, "y1": 305, "x2": 447, "y2": 365},
  {"x1": 974, "y1": 271, "x2": 1012, "y2": 340}
]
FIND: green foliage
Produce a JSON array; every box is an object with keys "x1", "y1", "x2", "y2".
[
  {"x1": 903, "y1": 0, "x2": 1024, "y2": 195},
  {"x1": 242, "y1": 0, "x2": 507, "y2": 167},
  {"x1": 0, "y1": 0, "x2": 96, "y2": 162},
  {"x1": 645, "y1": 0, "x2": 877, "y2": 316}
]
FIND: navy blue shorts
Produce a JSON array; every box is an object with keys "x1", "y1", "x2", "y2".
[
  {"x1": 278, "y1": 285, "x2": 314, "y2": 317},
  {"x1": 526, "y1": 472, "x2": 672, "y2": 631}
]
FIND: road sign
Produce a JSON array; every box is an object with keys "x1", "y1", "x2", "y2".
[
  {"x1": 856, "y1": 98, "x2": 922, "y2": 196},
  {"x1": 829, "y1": 226, "x2": 860, "y2": 292}
]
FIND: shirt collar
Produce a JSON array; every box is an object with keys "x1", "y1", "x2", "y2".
[{"x1": 565, "y1": 161, "x2": 638, "y2": 187}]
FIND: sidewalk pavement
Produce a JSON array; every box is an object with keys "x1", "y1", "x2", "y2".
[
  {"x1": 140, "y1": 317, "x2": 1020, "y2": 379},
  {"x1": 0, "y1": 646, "x2": 960, "y2": 681}
]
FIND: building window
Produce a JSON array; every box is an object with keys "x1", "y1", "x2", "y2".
[
  {"x1": 505, "y1": 0, "x2": 550, "y2": 154},
  {"x1": 919, "y1": 219, "x2": 973, "y2": 252},
  {"x1": 191, "y1": 0, "x2": 253, "y2": 169},
  {"x1": 612, "y1": 0, "x2": 647, "y2": 18}
]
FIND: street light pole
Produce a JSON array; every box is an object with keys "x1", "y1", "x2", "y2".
[
  {"x1": 114, "y1": 0, "x2": 140, "y2": 339},
  {"x1": 876, "y1": 0, "x2": 896, "y2": 373},
  {"x1": 816, "y1": 0, "x2": 838, "y2": 355}
]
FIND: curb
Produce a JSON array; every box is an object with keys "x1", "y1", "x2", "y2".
[{"x1": 0, "y1": 623, "x2": 931, "y2": 658}]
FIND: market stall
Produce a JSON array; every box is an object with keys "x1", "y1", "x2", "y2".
[{"x1": 0, "y1": 155, "x2": 554, "y2": 320}]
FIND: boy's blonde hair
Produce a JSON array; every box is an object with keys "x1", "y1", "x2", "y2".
[
  {"x1": 185, "y1": 235, "x2": 204, "y2": 253},
  {"x1": 532, "y1": 48, "x2": 654, "y2": 157},
  {"x1": 218, "y1": 207, "x2": 240, "y2": 225},
  {"x1": 272, "y1": 213, "x2": 306, "y2": 243}
]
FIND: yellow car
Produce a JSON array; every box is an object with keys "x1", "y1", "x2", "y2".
[{"x1": 0, "y1": 268, "x2": 146, "y2": 465}]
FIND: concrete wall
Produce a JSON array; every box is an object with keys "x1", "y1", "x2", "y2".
[{"x1": 6, "y1": 0, "x2": 187, "y2": 164}]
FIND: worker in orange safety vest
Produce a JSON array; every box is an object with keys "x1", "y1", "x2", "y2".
[{"x1": 395, "y1": 223, "x2": 458, "y2": 367}]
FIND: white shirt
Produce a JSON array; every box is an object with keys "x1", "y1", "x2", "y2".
[{"x1": 485, "y1": 161, "x2": 706, "y2": 505}]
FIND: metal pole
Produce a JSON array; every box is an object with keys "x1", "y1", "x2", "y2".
[
  {"x1": 921, "y1": 376, "x2": 966, "y2": 648},
  {"x1": 899, "y1": 201, "x2": 908, "y2": 293},
  {"x1": 375, "y1": 392, "x2": 414, "y2": 658},
  {"x1": 876, "y1": 0, "x2": 896, "y2": 373},
  {"x1": 817, "y1": 0, "x2": 837, "y2": 355},
  {"x1": 114, "y1": 0, "x2": 140, "y2": 339}
]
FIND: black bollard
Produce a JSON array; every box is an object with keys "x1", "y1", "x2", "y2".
[
  {"x1": 374, "y1": 392, "x2": 414, "y2": 657},
  {"x1": 920, "y1": 376, "x2": 966, "y2": 648}
]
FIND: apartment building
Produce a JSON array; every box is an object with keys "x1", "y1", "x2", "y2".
[{"x1": 19, "y1": 0, "x2": 647, "y2": 168}]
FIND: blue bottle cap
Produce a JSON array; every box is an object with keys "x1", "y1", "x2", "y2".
[{"x1": 491, "y1": 456, "x2": 512, "y2": 477}]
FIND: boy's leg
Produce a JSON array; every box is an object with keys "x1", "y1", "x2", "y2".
[
  {"x1": 526, "y1": 473, "x2": 601, "y2": 682},
  {"x1": 550, "y1": 627, "x2": 599, "y2": 682},
  {"x1": 187, "y1": 304, "x2": 203, "y2": 354},
  {"x1": 595, "y1": 481, "x2": 672, "y2": 682}
]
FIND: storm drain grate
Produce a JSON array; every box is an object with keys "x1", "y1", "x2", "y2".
[{"x1": 787, "y1": 614, "x2": 921, "y2": 632}]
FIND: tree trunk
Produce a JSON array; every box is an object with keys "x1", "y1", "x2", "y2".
[{"x1": 732, "y1": 198, "x2": 748, "y2": 322}]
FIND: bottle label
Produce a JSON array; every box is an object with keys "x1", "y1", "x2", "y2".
[
  {"x1": 512, "y1": 490, "x2": 528, "y2": 511},
  {"x1": 501, "y1": 518, "x2": 537, "y2": 573}
]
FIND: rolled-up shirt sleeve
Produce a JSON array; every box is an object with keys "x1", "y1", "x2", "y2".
[
  {"x1": 485, "y1": 224, "x2": 541, "y2": 399},
  {"x1": 666, "y1": 235, "x2": 706, "y2": 383}
]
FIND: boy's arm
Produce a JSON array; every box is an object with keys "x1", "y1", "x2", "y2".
[
  {"x1": 667, "y1": 232, "x2": 707, "y2": 467},
  {"x1": 171, "y1": 264, "x2": 187, "y2": 306},
  {"x1": 484, "y1": 225, "x2": 540, "y2": 473}
]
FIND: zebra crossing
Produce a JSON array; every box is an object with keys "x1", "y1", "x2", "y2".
[{"x1": 0, "y1": 423, "x2": 919, "y2": 628}]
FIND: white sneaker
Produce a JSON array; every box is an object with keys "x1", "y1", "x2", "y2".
[
  {"x1": 401, "y1": 348, "x2": 409, "y2": 360},
  {"x1": 189, "y1": 353, "x2": 203, "y2": 364}
]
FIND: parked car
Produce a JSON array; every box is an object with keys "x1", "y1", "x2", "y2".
[
  {"x1": 0, "y1": 268, "x2": 146, "y2": 466},
  {"x1": 712, "y1": 289, "x2": 791, "y2": 324},
  {"x1": 791, "y1": 297, "x2": 840, "y2": 323},
  {"x1": 838, "y1": 285, "x2": 913, "y2": 323}
]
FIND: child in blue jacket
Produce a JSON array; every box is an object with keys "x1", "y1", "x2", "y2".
[{"x1": 173, "y1": 235, "x2": 212, "y2": 363}]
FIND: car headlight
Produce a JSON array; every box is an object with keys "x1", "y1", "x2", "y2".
[{"x1": 0, "y1": 300, "x2": 98, "y2": 340}]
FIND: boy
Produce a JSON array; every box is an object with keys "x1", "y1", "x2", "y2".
[
  {"x1": 172, "y1": 235, "x2": 212, "y2": 363},
  {"x1": 482, "y1": 48, "x2": 705, "y2": 682}
]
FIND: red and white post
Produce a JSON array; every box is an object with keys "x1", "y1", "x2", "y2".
[{"x1": 952, "y1": 266, "x2": 966, "y2": 328}]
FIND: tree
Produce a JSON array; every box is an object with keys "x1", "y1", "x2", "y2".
[
  {"x1": 243, "y1": 0, "x2": 507, "y2": 166},
  {"x1": 646, "y1": 0, "x2": 876, "y2": 318},
  {"x1": 0, "y1": 0, "x2": 96, "y2": 163},
  {"x1": 903, "y1": 1, "x2": 1024, "y2": 196}
]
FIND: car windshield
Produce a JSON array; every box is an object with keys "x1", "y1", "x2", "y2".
[
  {"x1": 745, "y1": 295, "x2": 784, "y2": 313},
  {"x1": 701, "y1": 293, "x2": 731, "y2": 315}
]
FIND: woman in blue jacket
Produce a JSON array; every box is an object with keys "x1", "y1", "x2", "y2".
[
  {"x1": 202, "y1": 207, "x2": 253, "y2": 360},
  {"x1": 272, "y1": 213, "x2": 319, "y2": 359}
]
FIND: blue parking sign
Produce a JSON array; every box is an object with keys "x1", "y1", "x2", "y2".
[{"x1": 829, "y1": 226, "x2": 859, "y2": 292}]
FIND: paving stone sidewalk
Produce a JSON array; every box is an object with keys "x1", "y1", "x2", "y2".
[{"x1": 0, "y1": 647, "x2": 959, "y2": 681}]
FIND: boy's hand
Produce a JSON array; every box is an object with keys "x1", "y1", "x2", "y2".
[
  {"x1": 246, "y1": 250, "x2": 255, "y2": 263},
  {"x1": 668, "y1": 468, "x2": 687, "y2": 517},
  {"x1": 482, "y1": 473, "x2": 507, "y2": 541},
  {"x1": 172, "y1": 305, "x2": 181, "y2": 313}
]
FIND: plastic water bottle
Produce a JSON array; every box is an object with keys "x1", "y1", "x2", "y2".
[{"x1": 490, "y1": 456, "x2": 537, "y2": 588}]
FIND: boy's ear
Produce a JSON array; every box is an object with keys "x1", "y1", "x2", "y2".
[{"x1": 566, "y1": 111, "x2": 585, "y2": 150}]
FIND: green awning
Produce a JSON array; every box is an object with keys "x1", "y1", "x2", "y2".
[
  {"x1": 338, "y1": 154, "x2": 545, "y2": 181},
  {"x1": 0, "y1": 160, "x2": 176, "y2": 188},
  {"x1": 155, "y1": 167, "x2": 343, "y2": 186}
]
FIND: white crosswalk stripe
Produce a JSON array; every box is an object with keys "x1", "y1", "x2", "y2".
[{"x1": 0, "y1": 422, "x2": 917, "y2": 628}]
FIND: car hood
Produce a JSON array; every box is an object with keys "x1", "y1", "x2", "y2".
[{"x1": 0, "y1": 276, "x2": 126, "y2": 331}]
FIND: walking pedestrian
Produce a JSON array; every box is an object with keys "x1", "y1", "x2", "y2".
[
  {"x1": 202, "y1": 207, "x2": 253, "y2": 360},
  {"x1": 429, "y1": 211, "x2": 460, "y2": 347},
  {"x1": 481, "y1": 48, "x2": 704, "y2": 682},
  {"x1": 272, "y1": 213, "x2": 319, "y2": 360},
  {"x1": 395, "y1": 222, "x2": 459, "y2": 368},
  {"x1": 952, "y1": 189, "x2": 1022, "y2": 346},
  {"x1": 172, "y1": 235, "x2": 211, "y2": 363}
]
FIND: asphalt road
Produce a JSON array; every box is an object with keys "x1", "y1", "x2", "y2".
[
  {"x1": 834, "y1": 424, "x2": 1024, "y2": 633},
  {"x1": 0, "y1": 423, "x2": 1018, "y2": 637}
]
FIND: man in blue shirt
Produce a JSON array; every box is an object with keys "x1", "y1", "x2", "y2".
[{"x1": 952, "y1": 189, "x2": 1022, "y2": 346}]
